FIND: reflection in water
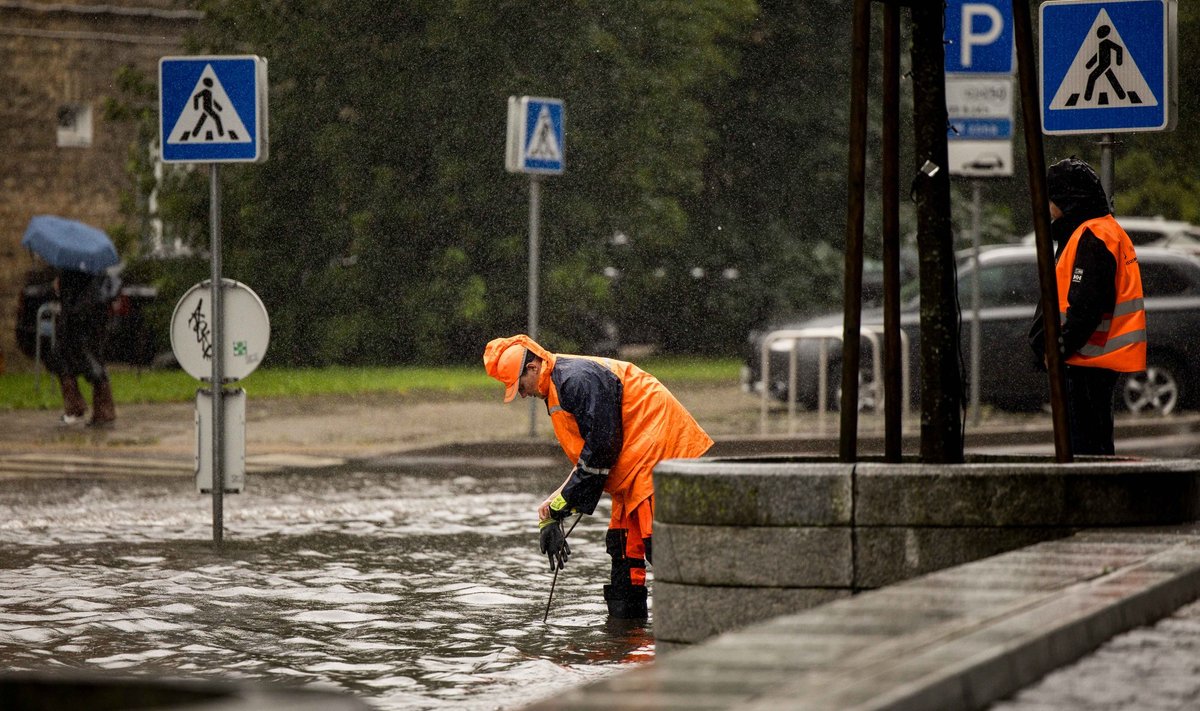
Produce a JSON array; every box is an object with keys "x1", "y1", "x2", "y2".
[{"x1": 0, "y1": 468, "x2": 653, "y2": 710}]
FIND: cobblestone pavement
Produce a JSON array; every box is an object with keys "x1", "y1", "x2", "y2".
[{"x1": 991, "y1": 596, "x2": 1200, "y2": 711}]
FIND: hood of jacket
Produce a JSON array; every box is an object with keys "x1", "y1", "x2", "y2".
[{"x1": 1047, "y1": 157, "x2": 1111, "y2": 222}]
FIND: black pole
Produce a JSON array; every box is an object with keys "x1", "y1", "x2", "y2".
[
  {"x1": 911, "y1": 2, "x2": 964, "y2": 463},
  {"x1": 881, "y1": 2, "x2": 902, "y2": 462},
  {"x1": 1013, "y1": 0, "x2": 1072, "y2": 462},
  {"x1": 840, "y1": 0, "x2": 870, "y2": 463}
]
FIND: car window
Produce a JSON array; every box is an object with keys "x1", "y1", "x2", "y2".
[
  {"x1": 1126, "y1": 229, "x2": 1165, "y2": 246},
  {"x1": 1140, "y1": 261, "x2": 1195, "y2": 297},
  {"x1": 976, "y1": 261, "x2": 1040, "y2": 307}
]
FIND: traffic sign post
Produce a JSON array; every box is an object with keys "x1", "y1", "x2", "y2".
[
  {"x1": 1041, "y1": 0, "x2": 1176, "y2": 198},
  {"x1": 159, "y1": 55, "x2": 269, "y2": 545},
  {"x1": 159, "y1": 56, "x2": 269, "y2": 163},
  {"x1": 506, "y1": 96, "x2": 565, "y2": 437},
  {"x1": 946, "y1": 75, "x2": 1015, "y2": 178},
  {"x1": 944, "y1": 1, "x2": 1016, "y2": 179},
  {"x1": 172, "y1": 279, "x2": 269, "y2": 498},
  {"x1": 1040, "y1": 0, "x2": 1176, "y2": 135},
  {"x1": 944, "y1": 0, "x2": 1016, "y2": 422},
  {"x1": 945, "y1": 0, "x2": 1014, "y2": 74}
]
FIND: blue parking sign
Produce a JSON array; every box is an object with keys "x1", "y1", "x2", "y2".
[
  {"x1": 160, "y1": 55, "x2": 269, "y2": 163},
  {"x1": 1041, "y1": 0, "x2": 1176, "y2": 134},
  {"x1": 945, "y1": 0, "x2": 1014, "y2": 74}
]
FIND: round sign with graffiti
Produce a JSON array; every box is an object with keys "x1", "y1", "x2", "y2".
[{"x1": 170, "y1": 279, "x2": 270, "y2": 382}]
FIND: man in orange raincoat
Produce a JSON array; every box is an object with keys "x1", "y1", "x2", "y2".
[{"x1": 483, "y1": 334, "x2": 712, "y2": 619}]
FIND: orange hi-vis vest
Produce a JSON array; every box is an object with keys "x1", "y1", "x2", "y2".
[
  {"x1": 1056, "y1": 214, "x2": 1147, "y2": 372},
  {"x1": 546, "y1": 355, "x2": 712, "y2": 521}
]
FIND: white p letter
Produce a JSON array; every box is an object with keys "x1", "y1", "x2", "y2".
[{"x1": 961, "y1": 4, "x2": 1003, "y2": 68}]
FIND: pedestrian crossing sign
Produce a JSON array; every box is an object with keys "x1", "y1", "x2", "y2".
[
  {"x1": 160, "y1": 55, "x2": 269, "y2": 163},
  {"x1": 1040, "y1": 0, "x2": 1176, "y2": 134},
  {"x1": 505, "y1": 96, "x2": 565, "y2": 175}
]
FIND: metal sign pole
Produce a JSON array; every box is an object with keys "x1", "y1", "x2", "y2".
[
  {"x1": 969, "y1": 180, "x2": 983, "y2": 425},
  {"x1": 528, "y1": 174, "x2": 541, "y2": 437},
  {"x1": 210, "y1": 163, "x2": 225, "y2": 545},
  {"x1": 1098, "y1": 132, "x2": 1116, "y2": 202}
]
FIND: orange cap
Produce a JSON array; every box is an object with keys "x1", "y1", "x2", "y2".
[{"x1": 483, "y1": 338, "x2": 527, "y2": 402}]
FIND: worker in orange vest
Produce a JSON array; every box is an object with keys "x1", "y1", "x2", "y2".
[
  {"x1": 483, "y1": 334, "x2": 712, "y2": 619},
  {"x1": 1029, "y1": 157, "x2": 1146, "y2": 454}
]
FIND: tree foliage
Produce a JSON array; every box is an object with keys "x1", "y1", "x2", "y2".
[
  {"x1": 178, "y1": 0, "x2": 759, "y2": 364},
  {"x1": 107, "y1": 2, "x2": 1200, "y2": 366}
]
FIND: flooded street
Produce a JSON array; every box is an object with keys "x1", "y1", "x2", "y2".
[{"x1": 0, "y1": 464, "x2": 652, "y2": 710}]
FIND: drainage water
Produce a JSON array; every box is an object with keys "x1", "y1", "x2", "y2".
[{"x1": 0, "y1": 466, "x2": 652, "y2": 710}]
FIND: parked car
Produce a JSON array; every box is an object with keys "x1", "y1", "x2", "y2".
[
  {"x1": 1022, "y1": 216, "x2": 1200, "y2": 255},
  {"x1": 745, "y1": 246, "x2": 1200, "y2": 416},
  {"x1": 15, "y1": 267, "x2": 160, "y2": 368}
]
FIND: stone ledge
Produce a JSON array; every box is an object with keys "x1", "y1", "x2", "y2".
[
  {"x1": 655, "y1": 459, "x2": 853, "y2": 526},
  {"x1": 651, "y1": 455, "x2": 1200, "y2": 645},
  {"x1": 522, "y1": 527, "x2": 1200, "y2": 711}
]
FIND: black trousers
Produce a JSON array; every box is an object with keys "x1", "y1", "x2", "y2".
[{"x1": 1064, "y1": 365, "x2": 1120, "y2": 456}]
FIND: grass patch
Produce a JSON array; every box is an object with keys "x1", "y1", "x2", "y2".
[{"x1": 0, "y1": 357, "x2": 742, "y2": 411}]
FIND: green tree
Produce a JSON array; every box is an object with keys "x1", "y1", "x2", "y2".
[{"x1": 183, "y1": 0, "x2": 754, "y2": 365}]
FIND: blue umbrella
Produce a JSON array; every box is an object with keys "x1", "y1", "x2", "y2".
[{"x1": 21, "y1": 215, "x2": 119, "y2": 274}]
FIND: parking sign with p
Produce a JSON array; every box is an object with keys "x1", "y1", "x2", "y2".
[{"x1": 945, "y1": 0, "x2": 1015, "y2": 74}]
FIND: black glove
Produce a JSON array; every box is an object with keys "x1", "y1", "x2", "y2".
[{"x1": 539, "y1": 520, "x2": 571, "y2": 572}]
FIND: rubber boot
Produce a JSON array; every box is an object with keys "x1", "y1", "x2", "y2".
[
  {"x1": 603, "y1": 584, "x2": 649, "y2": 619},
  {"x1": 59, "y1": 375, "x2": 87, "y2": 423},
  {"x1": 88, "y1": 379, "x2": 116, "y2": 427}
]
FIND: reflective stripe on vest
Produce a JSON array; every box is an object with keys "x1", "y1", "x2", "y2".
[{"x1": 1055, "y1": 215, "x2": 1147, "y2": 372}]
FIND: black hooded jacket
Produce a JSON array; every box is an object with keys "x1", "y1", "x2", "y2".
[{"x1": 1028, "y1": 159, "x2": 1118, "y2": 365}]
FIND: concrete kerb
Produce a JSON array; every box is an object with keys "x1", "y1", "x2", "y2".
[
  {"x1": 520, "y1": 526, "x2": 1200, "y2": 711},
  {"x1": 651, "y1": 455, "x2": 1200, "y2": 647}
]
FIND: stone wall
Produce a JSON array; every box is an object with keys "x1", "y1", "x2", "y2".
[
  {"x1": 0, "y1": 0, "x2": 200, "y2": 372},
  {"x1": 653, "y1": 454, "x2": 1200, "y2": 647}
]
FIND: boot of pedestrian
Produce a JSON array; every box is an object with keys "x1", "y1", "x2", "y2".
[
  {"x1": 88, "y1": 379, "x2": 117, "y2": 428},
  {"x1": 603, "y1": 584, "x2": 649, "y2": 620},
  {"x1": 59, "y1": 375, "x2": 87, "y2": 425}
]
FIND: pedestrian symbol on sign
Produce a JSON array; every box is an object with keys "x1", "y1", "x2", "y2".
[
  {"x1": 1049, "y1": 8, "x2": 1157, "y2": 110},
  {"x1": 166, "y1": 64, "x2": 252, "y2": 144},
  {"x1": 525, "y1": 105, "x2": 562, "y2": 163}
]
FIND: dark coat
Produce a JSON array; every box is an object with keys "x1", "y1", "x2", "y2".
[{"x1": 1028, "y1": 159, "x2": 1117, "y2": 365}]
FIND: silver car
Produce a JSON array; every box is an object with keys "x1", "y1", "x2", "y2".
[{"x1": 745, "y1": 246, "x2": 1200, "y2": 415}]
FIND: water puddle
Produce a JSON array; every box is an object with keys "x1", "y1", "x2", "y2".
[{"x1": 0, "y1": 466, "x2": 653, "y2": 709}]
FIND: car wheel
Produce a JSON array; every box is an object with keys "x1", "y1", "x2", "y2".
[
  {"x1": 1122, "y1": 362, "x2": 1183, "y2": 416},
  {"x1": 835, "y1": 370, "x2": 878, "y2": 412}
]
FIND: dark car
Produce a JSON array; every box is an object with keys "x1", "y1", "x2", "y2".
[
  {"x1": 745, "y1": 246, "x2": 1200, "y2": 416},
  {"x1": 15, "y1": 268, "x2": 160, "y2": 368}
]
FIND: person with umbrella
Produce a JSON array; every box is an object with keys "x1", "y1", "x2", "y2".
[{"x1": 21, "y1": 216, "x2": 121, "y2": 426}]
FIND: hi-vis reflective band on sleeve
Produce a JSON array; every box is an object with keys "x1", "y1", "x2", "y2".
[
  {"x1": 549, "y1": 493, "x2": 569, "y2": 513},
  {"x1": 577, "y1": 459, "x2": 610, "y2": 477}
]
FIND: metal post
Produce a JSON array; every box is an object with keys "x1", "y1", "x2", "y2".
[
  {"x1": 1098, "y1": 133, "x2": 1116, "y2": 202},
  {"x1": 969, "y1": 181, "x2": 983, "y2": 426},
  {"x1": 210, "y1": 163, "x2": 225, "y2": 544},
  {"x1": 840, "y1": 0, "x2": 870, "y2": 463},
  {"x1": 528, "y1": 175, "x2": 541, "y2": 438},
  {"x1": 881, "y1": 1, "x2": 902, "y2": 462},
  {"x1": 1013, "y1": 0, "x2": 1072, "y2": 462}
]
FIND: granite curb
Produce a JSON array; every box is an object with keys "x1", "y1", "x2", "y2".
[{"x1": 521, "y1": 526, "x2": 1200, "y2": 711}]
